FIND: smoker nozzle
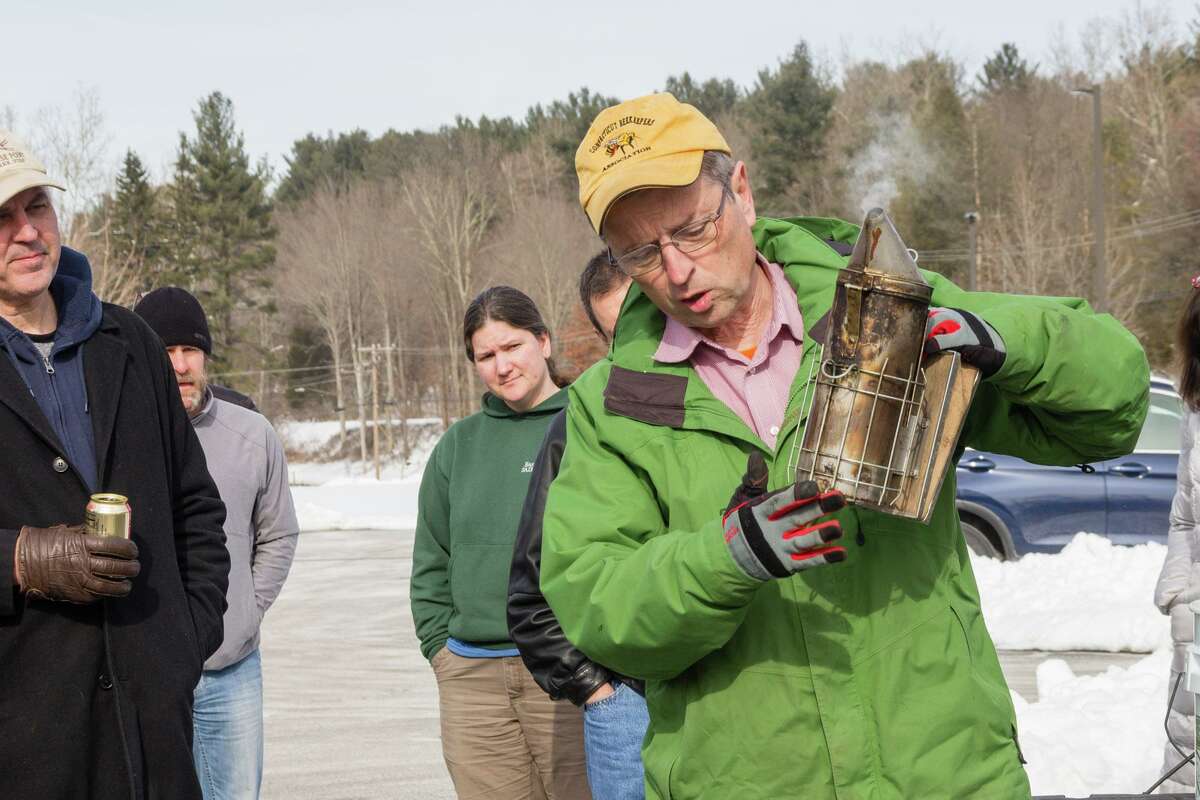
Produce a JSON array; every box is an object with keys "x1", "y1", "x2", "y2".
[{"x1": 849, "y1": 207, "x2": 928, "y2": 286}]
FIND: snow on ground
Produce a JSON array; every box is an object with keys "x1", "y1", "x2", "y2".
[
  {"x1": 1017, "y1": 650, "x2": 1174, "y2": 796},
  {"x1": 290, "y1": 482, "x2": 422, "y2": 532},
  {"x1": 278, "y1": 417, "x2": 443, "y2": 461},
  {"x1": 972, "y1": 533, "x2": 1171, "y2": 653},
  {"x1": 280, "y1": 418, "x2": 440, "y2": 531}
]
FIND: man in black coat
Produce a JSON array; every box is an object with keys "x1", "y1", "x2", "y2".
[{"x1": 0, "y1": 130, "x2": 230, "y2": 799}]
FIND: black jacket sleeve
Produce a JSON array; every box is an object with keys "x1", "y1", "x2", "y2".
[
  {"x1": 156, "y1": 341, "x2": 230, "y2": 662},
  {"x1": 508, "y1": 411, "x2": 614, "y2": 706}
]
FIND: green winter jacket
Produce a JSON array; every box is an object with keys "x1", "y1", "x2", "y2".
[
  {"x1": 540, "y1": 216, "x2": 1149, "y2": 800},
  {"x1": 411, "y1": 388, "x2": 568, "y2": 661}
]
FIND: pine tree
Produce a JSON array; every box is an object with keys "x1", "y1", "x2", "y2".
[
  {"x1": 168, "y1": 92, "x2": 275, "y2": 357},
  {"x1": 978, "y1": 43, "x2": 1036, "y2": 94},
  {"x1": 524, "y1": 87, "x2": 620, "y2": 178},
  {"x1": 110, "y1": 149, "x2": 160, "y2": 277},
  {"x1": 662, "y1": 72, "x2": 741, "y2": 118},
  {"x1": 276, "y1": 129, "x2": 372, "y2": 208},
  {"x1": 746, "y1": 43, "x2": 837, "y2": 213}
]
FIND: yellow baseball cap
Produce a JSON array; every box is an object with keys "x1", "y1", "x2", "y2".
[
  {"x1": 575, "y1": 93, "x2": 730, "y2": 234},
  {"x1": 0, "y1": 130, "x2": 64, "y2": 208}
]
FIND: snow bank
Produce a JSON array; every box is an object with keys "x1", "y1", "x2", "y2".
[
  {"x1": 278, "y1": 417, "x2": 443, "y2": 465},
  {"x1": 1018, "y1": 650, "x2": 1173, "y2": 796},
  {"x1": 291, "y1": 481, "x2": 422, "y2": 532},
  {"x1": 973, "y1": 534, "x2": 1171, "y2": 653},
  {"x1": 276, "y1": 419, "x2": 346, "y2": 456}
]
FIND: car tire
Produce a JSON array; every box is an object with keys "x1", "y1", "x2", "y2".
[{"x1": 961, "y1": 519, "x2": 1003, "y2": 559}]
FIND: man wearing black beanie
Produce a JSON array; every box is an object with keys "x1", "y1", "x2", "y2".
[
  {"x1": 133, "y1": 287, "x2": 257, "y2": 411},
  {"x1": 135, "y1": 287, "x2": 298, "y2": 800}
]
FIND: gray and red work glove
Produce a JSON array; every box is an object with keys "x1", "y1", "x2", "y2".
[
  {"x1": 15, "y1": 524, "x2": 140, "y2": 604},
  {"x1": 722, "y1": 453, "x2": 847, "y2": 581},
  {"x1": 924, "y1": 307, "x2": 1006, "y2": 378}
]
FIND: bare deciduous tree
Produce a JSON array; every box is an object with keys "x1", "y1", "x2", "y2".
[
  {"x1": 401, "y1": 140, "x2": 498, "y2": 421},
  {"x1": 33, "y1": 86, "x2": 112, "y2": 246},
  {"x1": 496, "y1": 139, "x2": 598, "y2": 345},
  {"x1": 277, "y1": 181, "x2": 381, "y2": 457}
]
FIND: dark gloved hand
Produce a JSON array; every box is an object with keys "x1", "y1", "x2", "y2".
[
  {"x1": 16, "y1": 524, "x2": 140, "y2": 604},
  {"x1": 722, "y1": 454, "x2": 847, "y2": 581},
  {"x1": 924, "y1": 307, "x2": 1006, "y2": 378},
  {"x1": 724, "y1": 451, "x2": 772, "y2": 515}
]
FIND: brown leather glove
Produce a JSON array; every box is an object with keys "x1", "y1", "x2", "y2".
[{"x1": 15, "y1": 524, "x2": 140, "y2": 604}]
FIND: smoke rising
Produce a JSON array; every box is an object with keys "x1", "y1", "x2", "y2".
[{"x1": 849, "y1": 111, "x2": 933, "y2": 217}]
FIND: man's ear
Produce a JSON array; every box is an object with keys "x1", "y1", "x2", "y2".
[{"x1": 730, "y1": 160, "x2": 756, "y2": 225}]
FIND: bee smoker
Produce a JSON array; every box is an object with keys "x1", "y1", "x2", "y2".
[{"x1": 791, "y1": 208, "x2": 980, "y2": 523}]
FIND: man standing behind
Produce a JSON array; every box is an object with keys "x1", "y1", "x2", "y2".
[
  {"x1": 0, "y1": 131, "x2": 229, "y2": 798},
  {"x1": 136, "y1": 287, "x2": 299, "y2": 800}
]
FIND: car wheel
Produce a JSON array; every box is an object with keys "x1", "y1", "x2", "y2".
[{"x1": 961, "y1": 519, "x2": 1003, "y2": 559}]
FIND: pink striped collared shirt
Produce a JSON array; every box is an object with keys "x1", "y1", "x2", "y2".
[{"x1": 653, "y1": 256, "x2": 804, "y2": 449}]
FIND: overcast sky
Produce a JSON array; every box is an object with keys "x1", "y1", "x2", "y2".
[{"x1": 5, "y1": 0, "x2": 1191, "y2": 182}]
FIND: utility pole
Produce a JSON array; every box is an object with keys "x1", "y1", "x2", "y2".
[
  {"x1": 1073, "y1": 84, "x2": 1107, "y2": 312},
  {"x1": 370, "y1": 344, "x2": 380, "y2": 481},
  {"x1": 964, "y1": 212, "x2": 980, "y2": 292}
]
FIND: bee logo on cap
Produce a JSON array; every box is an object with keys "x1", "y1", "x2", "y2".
[{"x1": 605, "y1": 132, "x2": 637, "y2": 157}]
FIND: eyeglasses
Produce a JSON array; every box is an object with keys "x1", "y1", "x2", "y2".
[{"x1": 607, "y1": 187, "x2": 731, "y2": 277}]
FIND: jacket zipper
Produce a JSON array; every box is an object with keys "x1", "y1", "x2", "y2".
[{"x1": 41, "y1": 353, "x2": 73, "y2": 464}]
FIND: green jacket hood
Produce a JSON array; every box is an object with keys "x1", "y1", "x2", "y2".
[{"x1": 480, "y1": 386, "x2": 569, "y2": 418}]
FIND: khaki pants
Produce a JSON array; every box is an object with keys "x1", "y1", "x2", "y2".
[{"x1": 432, "y1": 648, "x2": 591, "y2": 800}]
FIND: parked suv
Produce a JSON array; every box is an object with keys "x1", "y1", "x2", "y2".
[{"x1": 955, "y1": 376, "x2": 1183, "y2": 559}]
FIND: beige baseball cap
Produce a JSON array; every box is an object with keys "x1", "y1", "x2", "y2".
[
  {"x1": 575, "y1": 93, "x2": 730, "y2": 234},
  {"x1": 0, "y1": 130, "x2": 64, "y2": 208}
]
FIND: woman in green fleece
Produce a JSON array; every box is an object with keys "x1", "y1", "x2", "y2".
[{"x1": 410, "y1": 286, "x2": 590, "y2": 800}]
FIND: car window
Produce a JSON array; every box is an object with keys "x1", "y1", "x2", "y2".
[{"x1": 1136, "y1": 391, "x2": 1184, "y2": 452}]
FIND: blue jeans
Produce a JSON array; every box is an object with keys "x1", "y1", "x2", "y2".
[
  {"x1": 192, "y1": 649, "x2": 264, "y2": 800},
  {"x1": 583, "y1": 681, "x2": 650, "y2": 800}
]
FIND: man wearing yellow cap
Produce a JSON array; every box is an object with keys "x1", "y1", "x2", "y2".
[{"x1": 538, "y1": 94, "x2": 1149, "y2": 798}]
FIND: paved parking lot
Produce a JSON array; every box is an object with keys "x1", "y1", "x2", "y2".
[{"x1": 260, "y1": 529, "x2": 453, "y2": 799}]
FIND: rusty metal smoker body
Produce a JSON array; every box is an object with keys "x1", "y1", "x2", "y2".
[{"x1": 792, "y1": 208, "x2": 979, "y2": 522}]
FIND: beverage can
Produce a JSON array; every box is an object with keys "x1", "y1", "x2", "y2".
[{"x1": 85, "y1": 493, "x2": 131, "y2": 539}]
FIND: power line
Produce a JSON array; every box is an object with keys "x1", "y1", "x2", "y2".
[
  {"x1": 916, "y1": 207, "x2": 1200, "y2": 263},
  {"x1": 211, "y1": 330, "x2": 603, "y2": 380}
]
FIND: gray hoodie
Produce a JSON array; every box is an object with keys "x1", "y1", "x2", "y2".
[{"x1": 191, "y1": 390, "x2": 299, "y2": 670}]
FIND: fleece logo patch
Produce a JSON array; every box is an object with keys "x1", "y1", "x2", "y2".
[{"x1": 521, "y1": 461, "x2": 535, "y2": 474}]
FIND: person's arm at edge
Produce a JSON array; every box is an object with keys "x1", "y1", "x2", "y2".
[
  {"x1": 250, "y1": 424, "x2": 299, "y2": 618},
  {"x1": 410, "y1": 436, "x2": 454, "y2": 661},
  {"x1": 1156, "y1": 412, "x2": 1195, "y2": 612},
  {"x1": 0, "y1": 528, "x2": 18, "y2": 615},
  {"x1": 160, "y1": 343, "x2": 230, "y2": 662}
]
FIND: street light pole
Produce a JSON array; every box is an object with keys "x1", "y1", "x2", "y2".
[
  {"x1": 1074, "y1": 84, "x2": 1107, "y2": 312},
  {"x1": 964, "y1": 211, "x2": 980, "y2": 292}
]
